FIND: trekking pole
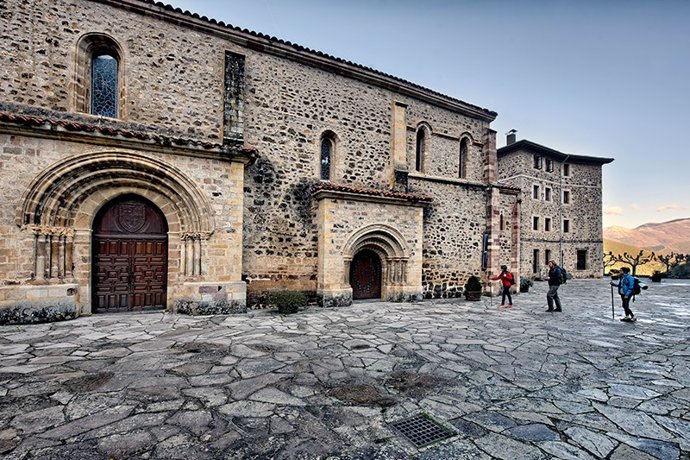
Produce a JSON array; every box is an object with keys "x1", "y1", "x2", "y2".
[{"x1": 610, "y1": 283, "x2": 614, "y2": 320}]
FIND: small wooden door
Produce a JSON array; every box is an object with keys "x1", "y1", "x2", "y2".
[
  {"x1": 93, "y1": 196, "x2": 168, "y2": 313},
  {"x1": 350, "y1": 249, "x2": 382, "y2": 300}
]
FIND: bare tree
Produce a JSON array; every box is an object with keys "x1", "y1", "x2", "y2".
[
  {"x1": 603, "y1": 252, "x2": 617, "y2": 276},
  {"x1": 656, "y1": 252, "x2": 687, "y2": 275},
  {"x1": 606, "y1": 250, "x2": 656, "y2": 276}
]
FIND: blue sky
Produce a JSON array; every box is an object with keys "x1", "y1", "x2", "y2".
[{"x1": 167, "y1": 0, "x2": 690, "y2": 229}]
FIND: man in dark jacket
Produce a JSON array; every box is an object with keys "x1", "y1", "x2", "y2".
[{"x1": 546, "y1": 260, "x2": 563, "y2": 312}]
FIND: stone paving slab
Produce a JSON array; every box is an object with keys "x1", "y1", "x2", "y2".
[{"x1": 0, "y1": 279, "x2": 689, "y2": 459}]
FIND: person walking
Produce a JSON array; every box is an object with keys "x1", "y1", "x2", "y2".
[
  {"x1": 491, "y1": 265, "x2": 514, "y2": 308},
  {"x1": 546, "y1": 260, "x2": 563, "y2": 312},
  {"x1": 610, "y1": 266, "x2": 636, "y2": 322}
]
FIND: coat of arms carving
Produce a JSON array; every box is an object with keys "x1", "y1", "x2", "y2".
[{"x1": 118, "y1": 202, "x2": 146, "y2": 233}]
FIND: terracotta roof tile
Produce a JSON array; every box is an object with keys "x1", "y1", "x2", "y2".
[{"x1": 313, "y1": 181, "x2": 433, "y2": 202}]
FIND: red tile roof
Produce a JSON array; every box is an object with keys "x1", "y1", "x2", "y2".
[
  {"x1": 313, "y1": 181, "x2": 433, "y2": 203},
  {"x1": 0, "y1": 112, "x2": 258, "y2": 157}
]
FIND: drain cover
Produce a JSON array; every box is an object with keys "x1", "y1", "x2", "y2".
[{"x1": 389, "y1": 414, "x2": 455, "y2": 447}]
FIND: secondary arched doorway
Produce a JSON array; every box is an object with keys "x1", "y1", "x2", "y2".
[
  {"x1": 92, "y1": 195, "x2": 168, "y2": 313},
  {"x1": 349, "y1": 249, "x2": 382, "y2": 300}
]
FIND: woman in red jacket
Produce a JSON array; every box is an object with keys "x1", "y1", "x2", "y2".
[{"x1": 491, "y1": 265, "x2": 514, "y2": 308}]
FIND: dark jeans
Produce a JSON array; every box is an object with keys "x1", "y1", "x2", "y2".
[
  {"x1": 547, "y1": 285, "x2": 562, "y2": 311},
  {"x1": 621, "y1": 295, "x2": 633, "y2": 317},
  {"x1": 501, "y1": 286, "x2": 513, "y2": 305}
]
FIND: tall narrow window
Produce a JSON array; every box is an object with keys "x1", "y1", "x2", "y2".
[
  {"x1": 563, "y1": 163, "x2": 571, "y2": 177},
  {"x1": 545, "y1": 249, "x2": 552, "y2": 265},
  {"x1": 75, "y1": 34, "x2": 124, "y2": 117},
  {"x1": 533, "y1": 216, "x2": 540, "y2": 231},
  {"x1": 545, "y1": 217, "x2": 552, "y2": 232},
  {"x1": 563, "y1": 190, "x2": 571, "y2": 204},
  {"x1": 533, "y1": 184, "x2": 540, "y2": 200},
  {"x1": 563, "y1": 219, "x2": 570, "y2": 233},
  {"x1": 320, "y1": 137, "x2": 334, "y2": 181},
  {"x1": 545, "y1": 187, "x2": 552, "y2": 202},
  {"x1": 499, "y1": 212, "x2": 505, "y2": 231},
  {"x1": 91, "y1": 53, "x2": 119, "y2": 118},
  {"x1": 545, "y1": 158, "x2": 554, "y2": 172},
  {"x1": 415, "y1": 128, "x2": 425, "y2": 172},
  {"x1": 459, "y1": 138, "x2": 468, "y2": 178},
  {"x1": 533, "y1": 249, "x2": 540, "y2": 273},
  {"x1": 533, "y1": 155, "x2": 542, "y2": 169}
]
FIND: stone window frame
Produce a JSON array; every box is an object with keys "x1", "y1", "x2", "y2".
[
  {"x1": 532, "y1": 183, "x2": 540, "y2": 200},
  {"x1": 414, "y1": 123, "x2": 431, "y2": 173},
  {"x1": 458, "y1": 137, "x2": 469, "y2": 179},
  {"x1": 532, "y1": 215, "x2": 540, "y2": 231},
  {"x1": 319, "y1": 131, "x2": 338, "y2": 181},
  {"x1": 576, "y1": 249, "x2": 588, "y2": 270},
  {"x1": 545, "y1": 158, "x2": 554, "y2": 173},
  {"x1": 499, "y1": 210, "x2": 505, "y2": 231},
  {"x1": 544, "y1": 217, "x2": 552, "y2": 232},
  {"x1": 533, "y1": 154, "x2": 543, "y2": 170},
  {"x1": 73, "y1": 33, "x2": 126, "y2": 119},
  {"x1": 544, "y1": 249, "x2": 552, "y2": 265},
  {"x1": 532, "y1": 248, "x2": 540, "y2": 274},
  {"x1": 563, "y1": 218, "x2": 571, "y2": 233},
  {"x1": 562, "y1": 189, "x2": 571, "y2": 205},
  {"x1": 544, "y1": 186, "x2": 552, "y2": 202},
  {"x1": 562, "y1": 163, "x2": 571, "y2": 177}
]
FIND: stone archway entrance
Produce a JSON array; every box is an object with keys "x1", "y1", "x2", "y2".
[
  {"x1": 350, "y1": 249, "x2": 382, "y2": 300},
  {"x1": 92, "y1": 195, "x2": 168, "y2": 313}
]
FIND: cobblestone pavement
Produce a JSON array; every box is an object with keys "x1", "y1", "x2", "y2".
[{"x1": 1, "y1": 279, "x2": 689, "y2": 460}]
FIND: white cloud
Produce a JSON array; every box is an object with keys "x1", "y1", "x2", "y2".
[
  {"x1": 603, "y1": 206, "x2": 624, "y2": 215},
  {"x1": 656, "y1": 204, "x2": 689, "y2": 212},
  {"x1": 630, "y1": 203, "x2": 641, "y2": 210}
]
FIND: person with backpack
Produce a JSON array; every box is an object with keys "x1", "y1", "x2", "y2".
[
  {"x1": 610, "y1": 266, "x2": 637, "y2": 322},
  {"x1": 545, "y1": 260, "x2": 564, "y2": 312},
  {"x1": 491, "y1": 265, "x2": 514, "y2": 308}
]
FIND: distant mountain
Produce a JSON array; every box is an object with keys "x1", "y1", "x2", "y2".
[{"x1": 603, "y1": 218, "x2": 690, "y2": 253}]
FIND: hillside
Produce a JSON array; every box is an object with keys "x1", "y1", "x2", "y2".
[{"x1": 603, "y1": 217, "x2": 690, "y2": 253}]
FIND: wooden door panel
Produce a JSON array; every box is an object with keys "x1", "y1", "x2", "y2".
[
  {"x1": 93, "y1": 197, "x2": 168, "y2": 313},
  {"x1": 350, "y1": 250, "x2": 382, "y2": 300}
]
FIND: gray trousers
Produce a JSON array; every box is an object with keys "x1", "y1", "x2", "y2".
[{"x1": 547, "y1": 285, "x2": 562, "y2": 310}]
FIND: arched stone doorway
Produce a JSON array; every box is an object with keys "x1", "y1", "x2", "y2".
[
  {"x1": 92, "y1": 195, "x2": 168, "y2": 313},
  {"x1": 350, "y1": 249, "x2": 382, "y2": 300}
]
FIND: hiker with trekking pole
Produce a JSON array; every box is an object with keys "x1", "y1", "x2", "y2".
[{"x1": 610, "y1": 266, "x2": 644, "y2": 322}]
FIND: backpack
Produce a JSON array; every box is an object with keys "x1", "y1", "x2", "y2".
[
  {"x1": 558, "y1": 266, "x2": 567, "y2": 284},
  {"x1": 507, "y1": 272, "x2": 516, "y2": 286},
  {"x1": 633, "y1": 277, "x2": 647, "y2": 295}
]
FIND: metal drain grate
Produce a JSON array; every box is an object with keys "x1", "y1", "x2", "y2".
[{"x1": 389, "y1": 414, "x2": 455, "y2": 447}]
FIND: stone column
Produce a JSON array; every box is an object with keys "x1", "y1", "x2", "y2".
[{"x1": 390, "y1": 101, "x2": 408, "y2": 191}]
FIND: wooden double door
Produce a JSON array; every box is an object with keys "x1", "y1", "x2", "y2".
[
  {"x1": 92, "y1": 196, "x2": 168, "y2": 313},
  {"x1": 350, "y1": 249, "x2": 382, "y2": 300}
]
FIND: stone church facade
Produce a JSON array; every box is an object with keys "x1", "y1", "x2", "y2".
[{"x1": 0, "y1": 0, "x2": 607, "y2": 324}]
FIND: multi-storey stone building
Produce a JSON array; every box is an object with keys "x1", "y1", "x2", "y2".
[
  {"x1": 497, "y1": 132, "x2": 613, "y2": 279},
  {"x1": 1, "y1": 0, "x2": 608, "y2": 324}
]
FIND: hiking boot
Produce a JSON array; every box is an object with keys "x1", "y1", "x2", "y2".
[
  {"x1": 620, "y1": 315, "x2": 631, "y2": 322},
  {"x1": 553, "y1": 308, "x2": 562, "y2": 312},
  {"x1": 630, "y1": 315, "x2": 637, "y2": 322},
  {"x1": 546, "y1": 309, "x2": 554, "y2": 312}
]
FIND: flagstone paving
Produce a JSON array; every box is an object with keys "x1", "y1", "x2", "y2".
[{"x1": 1, "y1": 279, "x2": 689, "y2": 459}]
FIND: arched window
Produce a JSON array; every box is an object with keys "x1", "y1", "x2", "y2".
[
  {"x1": 320, "y1": 133, "x2": 336, "y2": 181},
  {"x1": 75, "y1": 34, "x2": 124, "y2": 118},
  {"x1": 415, "y1": 128, "x2": 425, "y2": 172},
  {"x1": 459, "y1": 138, "x2": 468, "y2": 178},
  {"x1": 91, "y1": 53, "x2": 119, "y2": 118}
]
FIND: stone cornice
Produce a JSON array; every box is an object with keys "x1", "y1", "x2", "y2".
[{"x1": 92, "y1": 0, "x2": 498, "y2": 122}]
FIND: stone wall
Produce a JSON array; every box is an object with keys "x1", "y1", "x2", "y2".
[
  {"x1": 0, "y1": 0, "x2": 510, "y2": 315},
  {"x1": 498, "y1": 149, "x2": 605, "y2": 278}
]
